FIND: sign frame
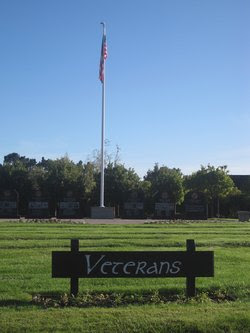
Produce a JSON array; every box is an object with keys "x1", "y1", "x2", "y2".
[{"x1": 52, "y1": 239, "x2": 214, "y2": 298}]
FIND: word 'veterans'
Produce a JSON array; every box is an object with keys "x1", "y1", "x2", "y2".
[{"x1": 85, "y1": 254, "x2": 182, "y2": 276}]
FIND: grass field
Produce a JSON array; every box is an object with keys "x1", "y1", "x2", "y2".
[{"x1": 0, "y1": 219, "x2": 250, "y2": 332}]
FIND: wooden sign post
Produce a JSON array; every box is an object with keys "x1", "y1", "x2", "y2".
[
  {"x1": 52, "y1": 239, "x2": 214, "y2": 297},
  {"x1": 186, "y1": 239, "x2": 196, "y2": 297},
  {"x1": 70, "y1": 239, "x2": 79, "y2": 297}
]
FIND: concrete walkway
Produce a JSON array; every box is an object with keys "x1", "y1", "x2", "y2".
[
  {"x1": 0, "y1": 218, "x2": 157, "y2": 224},
  {"x1": 83, "y1": 218, "x2": 155, "y2": 224}
]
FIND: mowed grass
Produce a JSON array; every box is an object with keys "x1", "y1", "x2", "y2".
[{"x1": 0, "y1": 220, "x2": 250, "y2": 332}]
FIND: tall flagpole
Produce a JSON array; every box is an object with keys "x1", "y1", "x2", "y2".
[{"x1": 100, "y1": 22, "x2": 106, "y2": 208}]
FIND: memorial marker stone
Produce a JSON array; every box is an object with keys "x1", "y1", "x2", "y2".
[
  {"x1": 238, "y1": 211, "x2": 250, "y2": 222},
  {"x1": 184, "y1": 191, "x2": 207, "y2": 220},
  {"x1": 91, "y1": 206, "x2": 115, "y2": 219},
  {"x1": 28, "y1": 190, "x2": 50, "y2": 218},
  {"x1": 0, "y1": 190, "x2": 18, "y2": 218},
  {"x1": 123, "y1": 202, "x2": 145, "y2": 218},
  {"x1": 154, "y1": 192, "x2": 175, "y2": 218},
  {"x1": 155, "y1": 202, "x2": 175, "y2": 218},
  {"x1": 122, "y1": 191, "x2": 145, "y2": 218},
  {"x1": 57, "y1": 191, "x2": 81, "y2": 218}
]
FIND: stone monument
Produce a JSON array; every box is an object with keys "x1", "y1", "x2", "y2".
[
  {"x1": 0, "y1": 190, "x2": 18, "y2": 218},
  {"x1": 154, "y1": 192, "x2": 175, "y2": 218},
  {"x1": 184, "y1": 191, "x2": 208, "y2": 220},
  {"x1": 122, "y1": 191, "x2": 145, "y2": 219},
  {"x1": 57, "y1": 191, "x2": 81, "y2": 218},
  {"x1": 28, "y1": 190, "x2": 50, "y2": 218}
]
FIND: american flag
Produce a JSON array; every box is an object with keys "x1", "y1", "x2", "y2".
[{"x1": 99, "y1": 33, "x2": 107, "y2": 83}]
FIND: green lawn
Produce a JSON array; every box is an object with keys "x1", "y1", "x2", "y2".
[{"x1": 0, "y1": 219, "x2": 250, "y2": 332}]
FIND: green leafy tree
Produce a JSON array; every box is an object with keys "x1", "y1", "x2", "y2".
[
  {"x1": 144, "y1": 164, "x2": 185, "y2": 213},
  {"x1": 139, "y1": 180, "x2": 152, "y2": 199},
  {"x1": 1, "y1": 153, "x2": 98, "y2": 216},
  {"x1": 81, "y1": 162, "x2": 97, "y2": 203},
  {"x1": 99, "y1": 163, "x2": 141, "y2": 208},
  {"x1": 4, "y1": 153, "x2": 36, "y2": 169},
  {"x1": 1, "y1": 154, "x2": 36, "y2": 214},
  {"x1": 43, "y1": 156, "x2": 83, "y2": 207},
  {"x1": 185, "y1": 165, "x2": 239, "y2": 217}
]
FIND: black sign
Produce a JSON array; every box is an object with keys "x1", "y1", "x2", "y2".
[
  {"x1": 0, "y1": 190, "x2": 18, "y2": 218},
  {"x1": 52, "y1": 239, "x2": 214, "y2": 297},
  {"x1": 52, "y1": 251, "x2": 213, "y2": 278},
  {"x1": 27, "y1": 190, "x2": 50, "y2": 218},
  {"x1": 184, "y1": 191, "x2": 208, "y2": 220},
  {"x1": 57, "y1": 201, "x2": 80, "y2": 218},
  {"x1": 28, "y1": 201, "x2": 50, "y2": 218},
  {"x1": 154, "y1": 202, "x2": 175, "y2": 218},
  {"x1": 122, "y1": 202, "x2": 145, "y2": 219}
]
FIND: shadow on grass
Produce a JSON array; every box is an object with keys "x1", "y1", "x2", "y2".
[
  {"x1": 0, "y1": 291, "x2": 62, "y2": 308},
  {"x1": 0, "y1": 300, "x2": 31, "y2": 307}
]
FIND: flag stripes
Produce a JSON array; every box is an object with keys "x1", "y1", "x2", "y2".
[{"x1": 99, "y1": 34, "x2": 107, "y2": 82}]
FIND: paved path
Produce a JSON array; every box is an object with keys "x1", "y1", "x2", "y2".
[
  {"x1": 83, "y1": 218, "x2": 155, "y2": 224},
  {"x1": 0, "y1": 218, "x2": 158, "y2": 224}
]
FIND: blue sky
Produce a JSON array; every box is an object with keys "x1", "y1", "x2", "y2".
[{"x1": 0, "y1": 0, "x2": 249, "y2": 177}]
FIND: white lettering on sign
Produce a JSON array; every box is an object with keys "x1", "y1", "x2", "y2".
[
  {"x1": 112, "y1": 262, "x2": 124, "y2": 275},
  {"x1": 0, "y1": 201, "x2": 17, "y2": 209},
  {"x1": 84, "y1": 255, "x2": 183, "y2": 276},
  {"x1": 100, "y1": 261, "x2": 112, "y2": 274},
  {"x1": 146, "y1": 262, "x2": 158, "y2": 275},
  {"x1": 85, "y1": 254, "x2": 105, "y2": 274},
  {"x1": 155, "y1": 203, "x2": 175, "y2": 210},
  {"x1": 135, "y1": 261, "x2": 147, "y2": 275},
  {"x1": 159, "y1": 261, "x2": 170, "y2": 274},
  {"x1": 29, "y1": 201, "x2": 48, "y2": 209},
  {"x1": 170, "y1": 261, "x2": 182, "y2": 274},
  {"x1": 59, "y1": 202, "x2": 80, "y2": 209},
  {"x1": 123, "y1": 261, "x2": 136, "y2": 274}
]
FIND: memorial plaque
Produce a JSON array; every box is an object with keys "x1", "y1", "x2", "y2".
[
  {"x1": 154, "y1": 192, "x2": 175, "y2": 218},
  {"x1": 0, "y1": 190, "x2": 18, "y2": 218},
  {"x1": 184, "y1": 192, "x2": 207, "y2": 220},
  {"x1": 123, "y1": 202, "x2": 145, "y2": 219},
  {"x1": 28, "y1": 201, "x2": 50, "y2": 218},
  {"x1": 57, "y1": 191, "x2": 81, "y2": 218},
  {"x1": 28, "y1": 190, "x2": 50, "y2": 218},
  {"x1": 122, "y1": 191, "x2": 145, "y2": 219},
  {"x1": 155, "y1": 202, "x2": 175, "y2": 218},
  {"x1": 57, "y1": 201, "x2": 80, "y2": 218}
]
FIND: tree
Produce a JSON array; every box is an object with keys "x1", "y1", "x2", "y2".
[
  {"x1": 4, "y1": 153, "x2": 36, "y2": 169},
  {"x1": 144, "y1": 164, "x2": 185, "y2": 212},
  {"x1": 87, "y1": 142, "x2": 121, "y2": 172},
  {"x1": 100, "y1": 163, "x2": 141, "y2": 208},
  {"x1": 4, "y1": 153, "x2": 21, "y2": 165},
  {"x1": 43, "y1": 156, "x2": 83, "y2": 204},
  {"x1": 81, "y1": 162, "x2": 97, "y2": 202},
  {"x1": 1, "y1": 153, "x2": 99, "y2": 215},
  {"x1": 28, "y1": 166, "x2": 47, "y2": 192},
  {"x1": 1, "y1": 155, "x2": 33, "y2": 214},
  {"x1": 185, "y1": 165, "x2": 239, "y2": 217}
]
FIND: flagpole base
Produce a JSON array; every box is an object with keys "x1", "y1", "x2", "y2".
[{"x1": 91, "y1": 206, "x2": 115, "y2": 219}]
